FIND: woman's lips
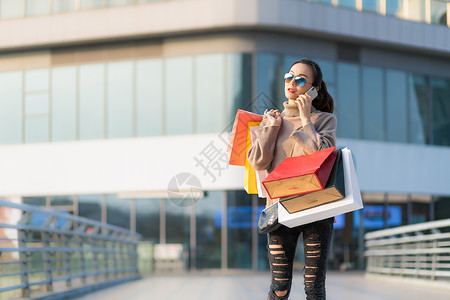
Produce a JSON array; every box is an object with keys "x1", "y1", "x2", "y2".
[{"x1": 287, "y1": 88, "x2": 295, "y2": 93}]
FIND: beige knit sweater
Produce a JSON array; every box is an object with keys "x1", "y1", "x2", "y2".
[{"x1": 247, "y1": 101, "x2": 337, "y2": 207}]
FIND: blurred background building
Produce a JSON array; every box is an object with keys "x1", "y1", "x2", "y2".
[{"x1": 0, "y1": 0, "x2": 449, "y2": 272}]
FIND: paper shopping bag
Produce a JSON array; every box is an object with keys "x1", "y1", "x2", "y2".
[
  {"x1": 280, "y1": 149, "x2": 345, "y2": 213},
  {"x1": 278, "y1": 147, "x2": 363, "y2": 228},
  {"x1": 244, "y1": 122, "x2": 261, "y2": 194},
  {"x1": 227, "y1": 110, "x2": 263, "y2": 166},
  {"x1": 250, "y1": 125, "x2": 269, "y2": 198},
  {"x1": 262, "y1": 146, "x2": 337, "y2": 199}
]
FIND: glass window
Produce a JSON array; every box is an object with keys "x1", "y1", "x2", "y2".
[
  {"x1": 53, "y1": 0, "x2": 76, "y2": 13},
  {"x1": 79, "y1": 63, "x2": 105, "y2": 140},
  {"x1": 336, "y1": 63, "x2": 360, "y2": 138},
  {"x1": 22, "y1": 197, "x2": 46, "y2": 206},
  {"x1": 107, "y1": 61, "x2": 133, "y2": 138},
  {"x1": 25, "y1": 116, "x2": 49, "y2": 143},
  {"x1": 407, "y1": 0, "x2": 425, "y2": 23},
  {"x1": 80, "y1": 0, "x2": 104, "y2": 10},
  {"x1": 431, "y1": 77, "x2": 450, "y2": 146},
  {"x1": 26, "y1": 0, "x2": 50, "y2": 16},
  {"x1": 106, "y1": 194, "x2": 130, "y2": 229},
  {"x1": 25, "y1": 69, "x2": 49, "y2": 92},
  {"x1": 339, "y1": 0, "x2": 357, "y2": 9},
  {"x1": 315, "y1": 59, "x2": 335, "y2": 86},
  {"x1": 0, "y1": 0, "x2": 24, "y2": 19},
  {"x1": 195, "y1": 54, "x2": 225, "y2": 133},
  {"x1": 0, "y1": 71, "x2": 22, "y2": 144},
  {"x1": 431, "y1": 0, "x2": 447, "y2": 25},
  {"x1": 227, "y1": 190, "x2": 252, "y2": 269},
  {"x1": 136, "y1": 59, "x2": 163, "y2": 137},
  {"x1": 225, "y1": 53, "x2": 253, "y2": 126},
  {"x1": 386, "y1": 0, "x2": 403, "y2": 17},
  {"x1": 195, "y1": 191, "x2": 222, "y2": 269},
  {"x1": 136, "y1": 199, "x2": 160, "y2": 242},
  {"x1": 362, "y1": 66, "x2": 384, "y2": 140},
  {"x1": 25, "y1": 93, "x2": 48, "y2": 115},
  {"x1": 362, "y1": 0, "x2": 379, "y2": 12},
  {"x1": 386, "y1": 70, "x2": 407, "y2": 143},
  {"x1": 165, "y1": 56, "x2": 193, "y2": 135},
  {"x1": 165, "y1": 199, "x2": 191, "y2": 246},
  {"x1": 51, "y1": 196, "x2": 74, "y2": 207},
  {"x1": 52, "y1": 66, "x2": 77, "y2": 142},
  {"x1": 409, "y1": 74, "x2": 430, "y2": 144},
  {"x1": 256, "y1": 53, "x2": 283, "y2": 115},
  {"x1": 108, "y1": 0, "x2": 132, "y2": 7},
  {"x1": 78, "y1": 194, "x2": 102, "y2": 222}
]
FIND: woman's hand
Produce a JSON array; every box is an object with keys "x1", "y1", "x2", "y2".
[
  {"x1": 295, "y1": 93, "x2": 312, "y2": 125},
  {"x1": 264, "y1": 109, "x2": 282, "y2": 127}
]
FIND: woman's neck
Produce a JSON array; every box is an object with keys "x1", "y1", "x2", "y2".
[{"x1": 288, "y1": 99, "x2": 296, "y2": 105}]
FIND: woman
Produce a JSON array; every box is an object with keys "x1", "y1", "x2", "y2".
[{"x1": 247, "y1": 59, "x2": 336, "y2": 300}]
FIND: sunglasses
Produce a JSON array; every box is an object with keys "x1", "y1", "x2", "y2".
[{"x1": 284, "y1": 73, "x2": 309, "y2": 87}]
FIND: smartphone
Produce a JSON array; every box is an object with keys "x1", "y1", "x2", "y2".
[{"x1": 305, "y1": 86, "x2": 318, "y2": 100}]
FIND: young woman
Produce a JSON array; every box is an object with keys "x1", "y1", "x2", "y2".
[{"x1": 247, "y1": 59, "x2": 337, "y2": 300}]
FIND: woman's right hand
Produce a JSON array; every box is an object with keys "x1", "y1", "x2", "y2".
[{"x1": 264, "y1": 109, "x2": 282, "y2": 127}]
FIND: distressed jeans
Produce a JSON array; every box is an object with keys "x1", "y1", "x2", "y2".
[{"x1": 266, "y1": 217, "x2": 334, "y2": 300}]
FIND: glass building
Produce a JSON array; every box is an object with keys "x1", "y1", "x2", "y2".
[{"x1": 0, "y1": 0, "x2": 449, "y2": 271}]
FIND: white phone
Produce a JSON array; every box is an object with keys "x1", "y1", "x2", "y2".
[{"x1": 305, "y1": 86, "x2": 318, "y2": 100}]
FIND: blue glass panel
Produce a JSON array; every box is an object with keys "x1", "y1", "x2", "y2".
[
  {"x1": 0, "y1": 0, "x2": 24, "y2": 19},
  {"x1": 25, "y1": 116, "x2": 49, "y2": 143},
  {"x1": 336, "y1": 63, "x2": 360, "y2": 138},
  {"x1": 409, "y1": 74, "x2": 429, "y2": 144},
  {"x1": 25, "y1": 69, "x2": 49, "y2": 92},
  {"x1": 432, "y1": 77, "x2": 450, "y2": 146},
  {"x1": 386, "y1": 70, "x2": 407, "y2": 143},
  {"x1": 26, "y1": 0, "x2": 50, "y2": 16},
  {"x1": 362, "y1": 66, "x2": 384, "y2": 140},
  {"x1": 256, "y1": 53, "x2": 283, "y2": 114}
]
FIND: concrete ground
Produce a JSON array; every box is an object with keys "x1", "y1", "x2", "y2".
[{"x1": 74, "y1": 271, "x2": 450, "y2": 300}]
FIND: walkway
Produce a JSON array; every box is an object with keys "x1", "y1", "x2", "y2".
[{"x1": 74, "y1": 271, "x2": 450, "y2": 300}]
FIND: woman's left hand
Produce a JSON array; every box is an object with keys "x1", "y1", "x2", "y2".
[{"x1": 295, "y1": 93, "x2": 312, "y2": 125}]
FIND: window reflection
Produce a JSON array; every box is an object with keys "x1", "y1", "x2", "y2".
[
  {"x1": 256, "y1": 53, "x2": 283, "y2": 114},
  {"x1": 106, "y1": 194, "x2": 130, "y2": 229},
  {"x1": 409, "y1": 74, "x2": 429, "y2": 144},
  {"x1": 80, "y1": 0, "x2": 104, "y2": 10},
  {"x1": 78, "y1": 194, "x2": 102, "y2": 222},
  {"x1": 79, "y1": 63, "x2": 105, "y2": 140},
  {"x1": 386, "y1": 70, "x2": 407, "y2": 142},
  {"x1": 227, "y1": 190, "x2": 252, "y2": 269},
  {"x1": 53, "y1": 0, "x2": 76, "y2": 13},
  {"x1": 195, "y1": 191, "x2": 222, "y2": 269},
  {"x1": 362, "y1": 66, "x2": 384, "y2": 140},
  {"x1": 0, "y1": 72, "x2": 22, "y2": 144},
  {"x1": 165, "y1": 57, "x2": 193, "y2": 135},
  {"x1": 136, "y1": 199, "x2": 160, "y2": 242},
  {"x1": 108, "y1": 0, "x2": 132, "y2": 7},
  {"x1": 26, "y1": 0, "x2": 50, "y2": 16},
  {"x1": 195, "y1": 54, "x2": 225, "y2": 133},
  {"x1": 136, "y1": 59, "x2": 163, "y2": 136},
  {"x1": 337, "y1": 63, "x2": 360, "y2": 138},
  {"x1": 107, "y1": 61, "x2": 133, "y2": 138},
  {"x1": 431, "y1": 78, "x2": 450, "y2": 146},
  {"x1": 0, "y1": 0, "x2": 24, "y2": 19},
  {"x1": 52, "y1": 66, "x2": 77, "y2": 141}
]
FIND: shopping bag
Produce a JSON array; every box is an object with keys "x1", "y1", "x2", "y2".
[
  {"x1": 227, "y1": 110, "x2": 263, "y2": 166},
  {"x1": 250, "y1": 125, "x2": 269, "y2": 198},
  {"x1": 244, "y1": 122, "x2": 261, "y2": 194},
  {"x1": 279, "y1": 149, "x2": 345, "y2": 213},
  {"x1": 262, "y1": 146, "x2": 337, "y2": 199},
  {"x1": 278, "y1": 147, "x2": 363, "y2": 228}
]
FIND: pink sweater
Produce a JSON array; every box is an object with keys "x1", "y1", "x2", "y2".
[{"x1": 247, "y1": 101, "x2": 337, "y2": 207}]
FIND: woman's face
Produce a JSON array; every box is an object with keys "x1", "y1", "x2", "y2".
[{"x1": 284, "y1": 63, "x2": 315, "y2": 100}]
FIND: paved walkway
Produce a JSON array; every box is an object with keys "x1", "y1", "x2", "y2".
[{"x1": 75, "y1": 271, "x2": 450, "y2": 300}]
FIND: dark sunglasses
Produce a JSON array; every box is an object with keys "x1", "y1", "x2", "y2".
[{"x1": 284, "y1": 73, "x2": 308, "y2": 87}]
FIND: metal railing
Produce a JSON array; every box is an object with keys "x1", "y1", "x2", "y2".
[
  {"x1": 0, "y1": 199, "x2": 141, "y2": 299},
  {"x1": 365, "y1": 218, "x2": 450, "y2": 281}
]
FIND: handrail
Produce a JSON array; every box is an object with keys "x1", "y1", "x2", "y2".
[
  {"x1": 364, "y1": 218, "x2": 450, "y2": 282},
  {"x1": 0, "y1": 199, "x2": 141, "y2": 299}
]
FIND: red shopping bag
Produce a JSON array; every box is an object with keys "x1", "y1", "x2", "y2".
[{"x1": 262, "y1": 146, "x2": 337, "y2": 199}]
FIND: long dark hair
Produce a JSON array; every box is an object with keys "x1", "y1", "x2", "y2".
[{"x1": 290, "y1": 59, "x2": 334, "y2": 114}]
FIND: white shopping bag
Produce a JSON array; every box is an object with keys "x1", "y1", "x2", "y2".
[{"x1": 278, "y1": 147, "x2": 363, "y2": 228}]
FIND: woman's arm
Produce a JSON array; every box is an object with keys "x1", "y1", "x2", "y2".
[
  {"x1": 247, "y1": 111, "x2": 281, "y2": 171},
  {"x1": 289, "y1": 112, "x2": 337, "y2": 154}
]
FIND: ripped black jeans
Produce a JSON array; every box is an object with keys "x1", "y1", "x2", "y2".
[{"x1": 267, "y1": 217, "x2": 334, "y2": 300}]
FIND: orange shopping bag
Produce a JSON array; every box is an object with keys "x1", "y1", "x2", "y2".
[{"x1": 244, "y1": 122, "x2": 260, "y2": 194}]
